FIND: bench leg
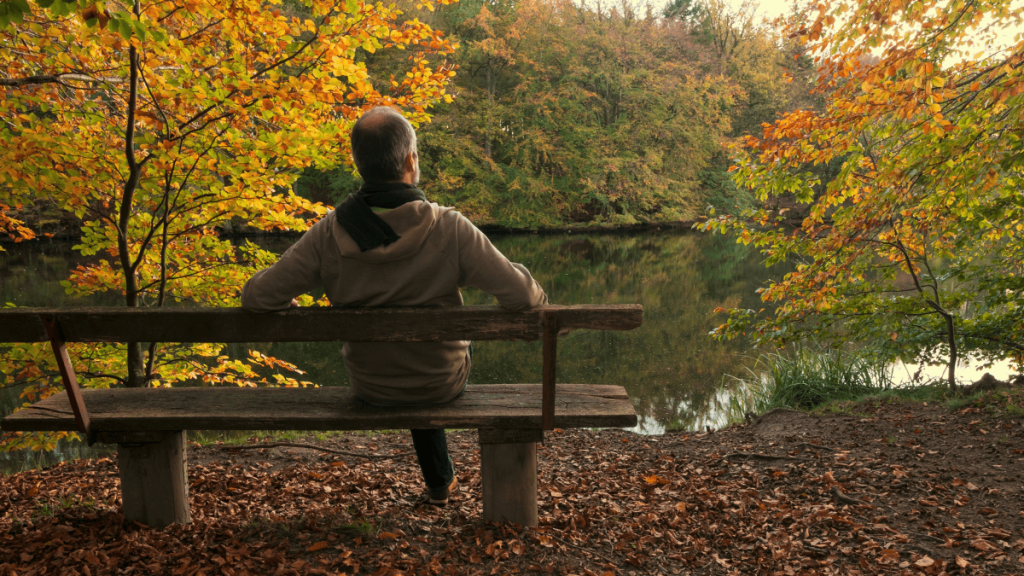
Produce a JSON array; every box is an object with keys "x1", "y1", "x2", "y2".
[
  {"x1": 479, "y1": 429, "x2": 542, "y2": 527},
  {"x1": 115, "y1": 431, "x2": 190, "y2": 527}
]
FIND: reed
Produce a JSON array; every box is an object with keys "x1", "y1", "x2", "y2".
[{"x1": 724, "y1": 345, "x2": 902, "y2": 421}]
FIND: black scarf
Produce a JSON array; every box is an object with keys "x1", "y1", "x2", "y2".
[{"x1": 335, "y1": 182, "x2": 427, "y2": 252}]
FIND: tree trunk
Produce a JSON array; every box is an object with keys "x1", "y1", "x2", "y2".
[
  {"x1": 484, "y1": 65, "x2": 493, "y2": 159},
  {"x1": 944, "y1": 312, "x2": 958, "y2": 391},
  {"x1": 120, "y1": 24, "x2": 147, "y2": 389},
  {"x1": 126, "y1": 342, "x2": 146, "y2": 388}
]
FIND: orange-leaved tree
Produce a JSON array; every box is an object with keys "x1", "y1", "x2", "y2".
[
  {"x1": 0, "y1": 0, "x2": 457, "y2": 450},
  {"x1": 702, "y1": 0, "x2": 1024, "y2": 389}
]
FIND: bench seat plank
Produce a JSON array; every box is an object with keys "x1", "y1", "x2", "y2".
[{"x1": 1, "y1": 384, "x2": 637, "y2": 433}]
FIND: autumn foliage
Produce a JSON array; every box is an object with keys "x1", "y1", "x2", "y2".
[
  {"x1": 0, "y1": 0, "x2": 457, "y2": 449},
  {"x1": 704, "y1": 0, "x2": 1024, "y2": 387},
  {"x1": 294, "y1": 0, "x2": 815, "y2": 226}
]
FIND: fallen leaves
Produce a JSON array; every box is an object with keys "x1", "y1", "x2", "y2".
[{"x1": 4, "y1": 396, "x2": 1024, "y2": 575}]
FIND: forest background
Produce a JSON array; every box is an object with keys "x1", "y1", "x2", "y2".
[{"x1": 288, "y1": 0, "x2": 816, "y2": 228}]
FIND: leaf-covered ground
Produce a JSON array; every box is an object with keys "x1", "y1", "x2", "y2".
[{"x1": 4, "y1": 390, "x2": 1024, "y2": 575}]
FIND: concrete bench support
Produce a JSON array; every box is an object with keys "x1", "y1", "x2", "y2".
[
  {"x1": 479, "y1": 429, "x2": 542, "y2": 527},
  {"x1": 112, "y1": 431, "x2": 190, "y2": 527}
]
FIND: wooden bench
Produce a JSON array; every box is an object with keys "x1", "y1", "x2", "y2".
[{"x1": 0, "y1": 305, "x2": 641, "y2": 528}]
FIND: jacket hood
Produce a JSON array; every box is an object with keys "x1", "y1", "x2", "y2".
[{"x1": 330, "y1": 201, "x2": 443, "y2": 263}]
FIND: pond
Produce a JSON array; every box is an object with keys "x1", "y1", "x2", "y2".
[{"x1": 0, "y1": 229, "x2": 785, "y2": 473}]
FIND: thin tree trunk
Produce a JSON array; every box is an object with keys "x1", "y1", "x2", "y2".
[
  {"x1": 119, "y1": 4, "x2": 146, "y2": 388},
  {"x1": 484, "y1": 65, "x2": 493, "y2": 159},
  {"x1": 890, "y1": 227, "x2": 958, "y2": 392},
  {"x1": 943, "y1": 311, "x2": 957, "y2": 391}
]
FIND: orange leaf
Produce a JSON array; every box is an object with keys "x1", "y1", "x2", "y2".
[{"x1": 306, "y1": 541, "x2": 329, "y2": 552}]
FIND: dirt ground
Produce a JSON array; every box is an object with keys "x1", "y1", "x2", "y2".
[{"x1": 3, "y1": 388, "x2": 1024, "y2": 576}]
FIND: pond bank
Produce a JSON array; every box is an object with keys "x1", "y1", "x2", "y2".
[{"x1": 0, "y1": 215, "x2": 704, "y2": 245}]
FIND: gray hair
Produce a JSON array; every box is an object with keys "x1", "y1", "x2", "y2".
[{"x1": 350, "y1": 107, "x2": 417, "y2": 182}]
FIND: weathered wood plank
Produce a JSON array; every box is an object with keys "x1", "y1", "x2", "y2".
[
  {"x1": 541, "y1": 311, "x2": 558, "y2": 430},
  {"x1": 478, "y1": 429, "x2": 544, "y2": 444},
  {"x1": 0, "y1": 384, "x2": 638, "y2": 432},
  {"x1": 118, "y1": 431, "x2": 191, "y2": 527},
  {"x1": 0, "y1": 305, "x2": 641, "y2": 343},
  {"x1": 43, "y1": 318, "x2": 91, "y2": 438},
  {"x1": 481, "y1": 439, "x2": 538, "y2": 526}
]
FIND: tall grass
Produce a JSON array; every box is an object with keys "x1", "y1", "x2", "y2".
[{"x1": 725, "y1": 346, "x2": 900, "y2": 420}]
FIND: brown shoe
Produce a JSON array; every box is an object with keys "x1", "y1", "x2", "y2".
[{"x1": 427, "y1": 476, "x2": 459, "y2": 506}]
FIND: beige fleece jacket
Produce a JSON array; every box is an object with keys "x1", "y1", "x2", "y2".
[{"x1": 240, "y1": 201, "x2": 547, "y2": 405}]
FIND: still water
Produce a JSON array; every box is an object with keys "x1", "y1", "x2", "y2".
[{"x1": 0, "y1": 230, "x2": 783, "y2": 473}]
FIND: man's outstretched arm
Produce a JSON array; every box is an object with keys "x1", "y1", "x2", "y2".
[
  {"x1": 241, "y1": 219, "x2": 326, "y2": 312},
  {"x1": 454, "y1": 213, "x2": 548, "y2": 310}
]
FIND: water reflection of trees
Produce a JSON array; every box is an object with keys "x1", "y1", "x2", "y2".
[
  {"x1": 463, "y1": 231, "x2": 789, "y2": 431},
  {"x1": 0, "y1": 242, "x2": 121, "y2": 308}
]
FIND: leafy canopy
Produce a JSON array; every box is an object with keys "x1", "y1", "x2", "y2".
[
  {"x1": 702, "y1": 0, "x2": 1024, "y2": 388},
  {"x1": 0, "y1": 0, "x2": 457, "y2": 449}
]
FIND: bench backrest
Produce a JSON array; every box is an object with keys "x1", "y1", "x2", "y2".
[
  {"x1": 0, "y1": 304, "x2": 642, "y2": 343},
  {"x1": 0, "y1": 304, "x2": 643, "y2": 439}
]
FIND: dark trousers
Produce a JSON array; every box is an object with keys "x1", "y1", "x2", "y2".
[
  {"x1": 410, "y1": 344, "x2": 471, "y2": 489},
  {"x1": 411, "y1": 429, "x2": 454, "y2": 489}
]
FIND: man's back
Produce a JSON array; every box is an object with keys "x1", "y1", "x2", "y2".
[
  {"x1": 241, "y1": 105, "x2": 546, "y2": 506},
  {"x1": 241, "y1": 200, "x2": 546, "y2": 405}
]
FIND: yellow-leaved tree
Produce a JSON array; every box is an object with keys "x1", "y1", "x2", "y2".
[
  {"x1": 703, "y1": 0, "x2": 1024, "y2": 389},
  {"x1": 0, "y1": 0, "x2": 457, "y2": 449}
]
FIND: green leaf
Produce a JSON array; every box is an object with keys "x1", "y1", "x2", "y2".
[
  {"x1": 116, "y1": 17, "x2": 133, "y2": 40},
  {"x1": 131, "y1": 18, "x2": 147, "y2": 41},
  {"x1": 2, "y1": 0, "x2": 27, "y2": 24},
  {"x1": 49, "y1": 0, "x2": 71, "y2": 16}
]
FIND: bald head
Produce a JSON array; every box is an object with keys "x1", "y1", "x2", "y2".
[{"x1": 351, "y1": 107, "x2": 418, "y2": 183}]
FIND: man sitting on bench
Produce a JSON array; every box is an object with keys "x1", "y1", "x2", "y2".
[{"x1": 241, "y1": 106, "x2": 548, "y2": 506}]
